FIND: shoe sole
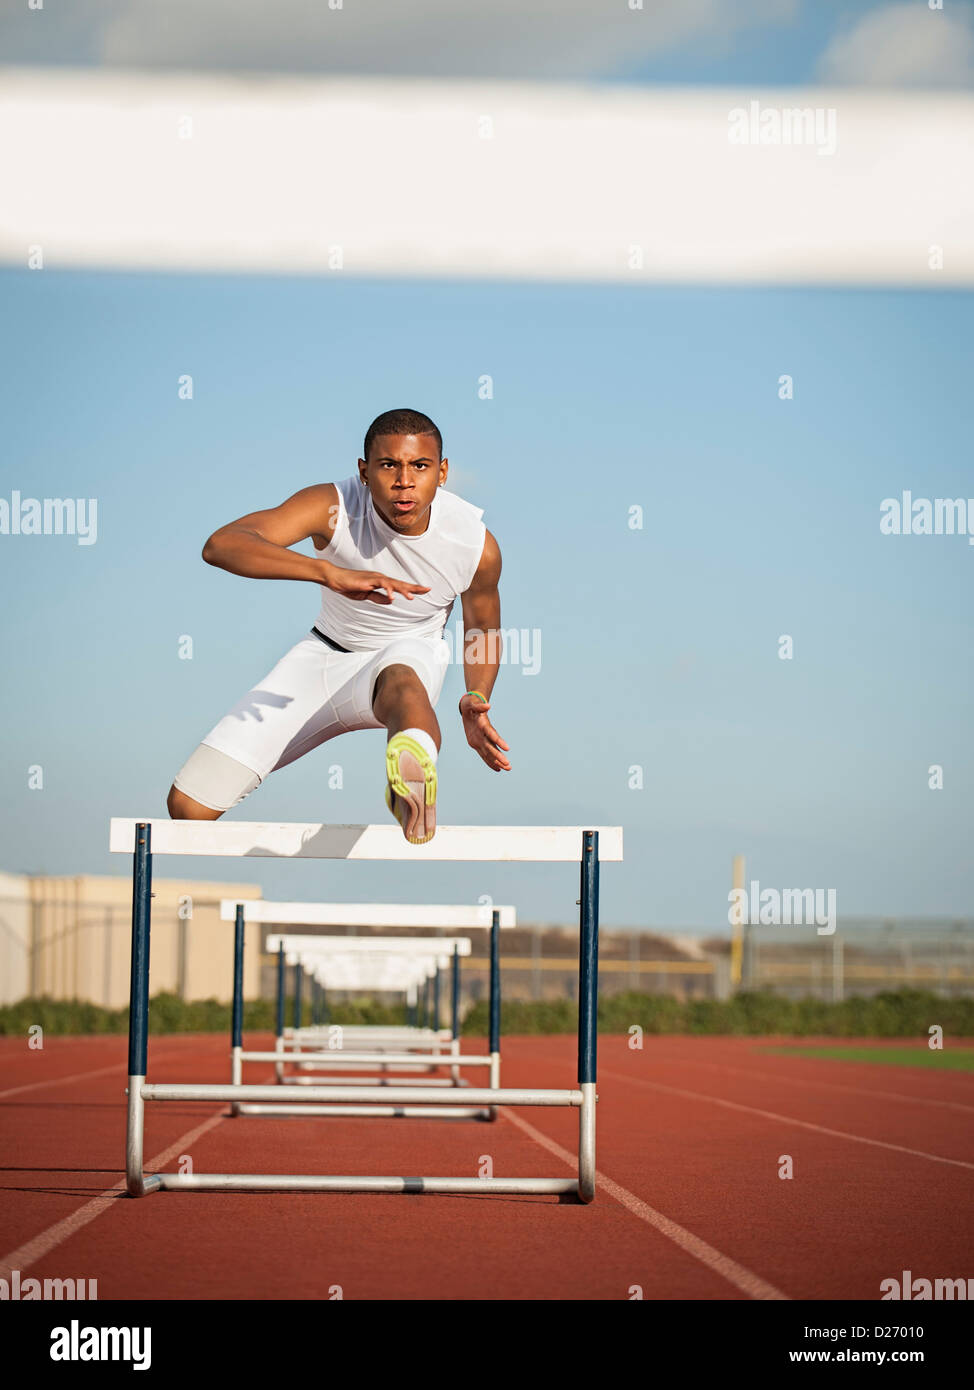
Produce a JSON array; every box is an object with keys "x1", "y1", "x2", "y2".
[{"x1": 385, "y1": 734, "x2": 437, "y2": 845}]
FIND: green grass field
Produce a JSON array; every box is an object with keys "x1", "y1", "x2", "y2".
[{"x1": 764, "y1": 1045, "x2": 974, "y2": 1071}]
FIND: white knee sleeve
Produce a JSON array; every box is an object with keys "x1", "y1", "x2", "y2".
[{"x1": 173, "y1": 744, "x2": 261, "y2": 812}]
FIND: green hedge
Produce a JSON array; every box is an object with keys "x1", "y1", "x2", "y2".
[
  {"x1": 460, "y1": 989, "x2": 974, "y2": 1037},
  {"x1": 0, "y1": 992, "x2": 410, "y2": 1036},
  {"x1": 2, "y1": 989, "x2": 971, "y2": 1038}
]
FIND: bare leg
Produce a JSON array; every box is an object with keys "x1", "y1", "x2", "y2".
[
  {"x1": 373, "y1": 664, "x2": 439, "y2": 843},
  {"x1": 167, "y1": 784, "x2": 224, "y2": 821},
  {"x1": 372, "y1": 663, "x2": 441, "y2": 749}
]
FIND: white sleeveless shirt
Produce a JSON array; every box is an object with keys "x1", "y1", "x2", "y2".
[{"x1": 313, "y1": 476, "x2": 487, "y2": 650}]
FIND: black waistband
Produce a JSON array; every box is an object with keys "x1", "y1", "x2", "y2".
[{"x1": 309, "y1": 625, "x2": 352, "y2": 654}]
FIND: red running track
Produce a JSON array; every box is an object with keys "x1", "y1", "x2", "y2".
[{"x1": 1, "y1": 1033, "x2": 971, "y2": 1300}]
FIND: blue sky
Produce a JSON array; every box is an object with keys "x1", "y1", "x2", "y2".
[{"x1": 1, "y1": 268, "x2": 971, "y2": 928}]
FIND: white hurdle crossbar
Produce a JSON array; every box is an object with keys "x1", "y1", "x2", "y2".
[
  {"x1": 114, "y1": 819, "x2": 622, "y2": 1201},
  {"x1": 220, "y1": 900, "x2": 517, "y2": 926}
]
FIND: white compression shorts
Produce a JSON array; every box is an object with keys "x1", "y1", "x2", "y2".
[{"x1": 172, "y1": 630, "x2": 450, "y2": 812}]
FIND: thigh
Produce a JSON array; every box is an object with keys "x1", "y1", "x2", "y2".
[
  {"x1": 275, "y1": 635, "x2": 450, "y2": 770},
  {"x1": 199, "y1": 635, "x2": 365, "y2": 780},
  {"x1": 269, "y1": 641, "x2": 386, "y2": 771},
  {"x1": 366, "y1": 636, "x2": 451, "y2": 714}
]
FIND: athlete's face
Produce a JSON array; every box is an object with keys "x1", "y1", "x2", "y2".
[{"x1": 359, "y1": 434, "x2": 448, "y2": 536}]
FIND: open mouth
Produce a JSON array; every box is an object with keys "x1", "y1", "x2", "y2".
[{"x1": 393, "y1": 500, "x2": 415, "y2": 513}]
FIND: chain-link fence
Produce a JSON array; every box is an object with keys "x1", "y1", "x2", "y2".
[{"x1": 728, "y1": 918, "x2": 974, "y2": 1001}]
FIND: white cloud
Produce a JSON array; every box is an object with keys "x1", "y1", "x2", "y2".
[
  {"x1": 0, "y1": 0, "x2": 798, "y2": 78},
  {"x1": 817, "y1": 2, "x2": 974, "y2": 87}
]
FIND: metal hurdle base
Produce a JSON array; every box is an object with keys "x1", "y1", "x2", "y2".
[
  {"x1": 151, "y1": 1175, "x2": 578, "y2": 1194},
  {"x1": 282, "y1": 1075, "x2": 466, "y2": 1085},
  {"x1": 234, "y1": 1106, "x2": 493, "y2": 1119},
  {"x1": 126, "y1": 1076, "x2": 597, "y2": 1201}
]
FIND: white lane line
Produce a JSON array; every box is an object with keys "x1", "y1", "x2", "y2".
[
  {"x1": 0, "y1": 1110, "x2": 226, "y2": 1280},
  {"x1": 637, "y1": 1055, "x2": 974, "y2": 1115},
  {"x1": 0, "y1": 1047, "x2": 216, "y2": 1100},
  {"x1": 599, "y1": 1067, "x2": 974, "y2": 1171},
  {"x1": 501, "y1": 1108, "x2": 789, "y2": 1301},
  {"x1": 526, "y1": 1042, "x2": 974, "y2": 1115},
  {"x1": 0, "y1": 1063, "x2": 129, "y2": 1100}
]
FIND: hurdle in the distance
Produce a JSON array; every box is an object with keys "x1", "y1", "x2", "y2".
[
  {"x1": 280, "y1": 948, "x2": 486, "y2": 1118},
  {"x1": 113, "y1": 819, "x2": 622, "y2": 1201},
  {"x1": 267, "y1": 938, "x2": 471, "y2": 1075},
  {"x1": 221, "y1": 899, "x2": 514, "y2": 1075},
  {"x1": 229, "y1": 936, "x2": 492, "y2": 1119},
  {"x1": 279, "y1": 944, "x2": 460, "y2": 1070}
]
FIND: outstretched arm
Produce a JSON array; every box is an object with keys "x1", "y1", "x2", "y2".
[
  {"x1": 458, "y1": 530, "x2": 511, "y2": 771},
  {"x1": 202, "y1": 484, "x2": 429, "y2": 605}
]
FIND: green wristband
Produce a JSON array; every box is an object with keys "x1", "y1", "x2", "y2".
[{"x1": 462, "y1": 689, "x2": 488, "y2": 705}]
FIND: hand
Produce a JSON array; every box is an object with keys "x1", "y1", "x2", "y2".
[
  {"x1": 324, "y1": 563, "x2": 431, "y2": 605},
  {"x1": 459, "y1": 693, "x2": 511, "y2": 771}
]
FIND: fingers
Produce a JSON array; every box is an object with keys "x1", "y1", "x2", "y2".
[
  {"x1": 483, "y1": 721, "x2": 510, "y2": 752},
  {"x1": 382, "y1": 576, "x2": 431, "y2": 598},
  {"x1": 360, "y1": 575, "x2": 398, "y2": 604},
  {"x1": 466, "y1": 727, "x2": 511, "y2": 770},
  {"x1": 460, "y1": 704, "x2": 511, "y2": 767},
  {"x1": 482, "y1": 747, "x2": 512, "y2": 771},
  {"x1": 338, "y1": 569, "x2": 430, "y2": 600},
  {"x1": 365, "y1": 574, "x2": 394, "y2": 604},
  {"x1": 362, "y1": 575, "x2": 430, "y2": 603},
  {"x1": 464, "y1": 709, "x2": 510, "y2": 755}
]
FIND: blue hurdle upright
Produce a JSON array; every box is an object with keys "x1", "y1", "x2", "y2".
[{"x1": 112, "y1": 819, "x2": 622, "y2": 1202}]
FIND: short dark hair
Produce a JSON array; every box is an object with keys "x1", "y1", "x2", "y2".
[{"x1": 363, "y1": 408, "x2": 442, "y2": 464}]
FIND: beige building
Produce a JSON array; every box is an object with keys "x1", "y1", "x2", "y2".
[
  {"x1": 0, "y1": 871, "x2": 263, "y2": 1007},
  {"x1": 0, "y1": 870, "x2": 31, "y2": 1004}
]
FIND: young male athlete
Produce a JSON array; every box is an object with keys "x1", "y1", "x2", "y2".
[{"x1": 167, "y1": 408, "x2": 510, "y2": 843}]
